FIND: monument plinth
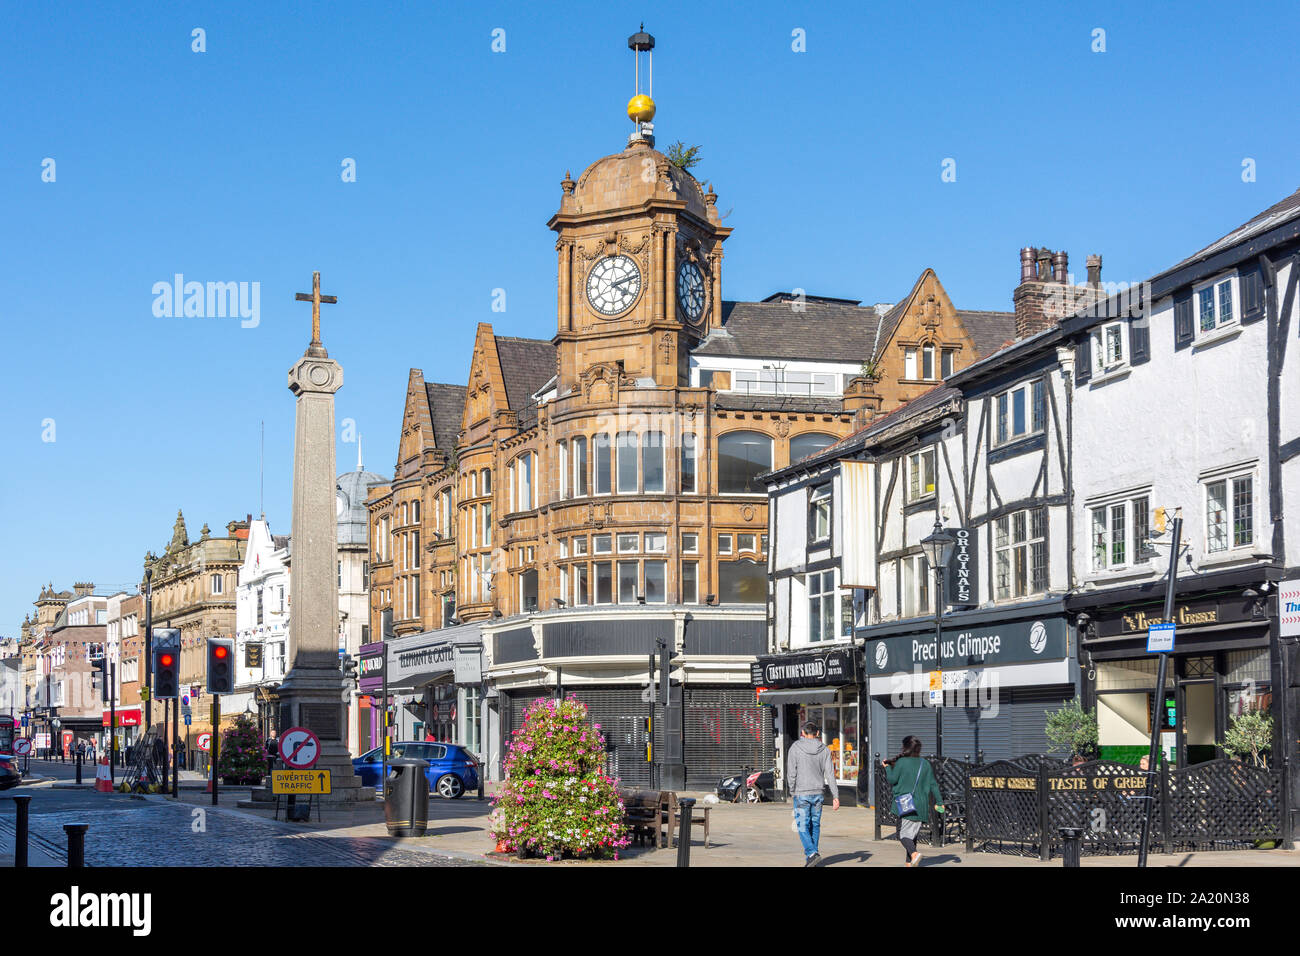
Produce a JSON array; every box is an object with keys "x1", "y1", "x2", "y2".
[{"x1": 275, "y1": 272, "x2": 371, "y2": 807}]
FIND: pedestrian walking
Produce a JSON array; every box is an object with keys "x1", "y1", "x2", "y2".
[
  {"x1": 786, "y1": 720, "x2": 839, "y2": 867},
  {"x1": 883, "y1": 736, "x2": 944, "y2": 867}
]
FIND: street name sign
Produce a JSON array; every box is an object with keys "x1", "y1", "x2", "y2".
[{"x1": 1147, "y1": 622, "x2": 1175, "y2": 653}]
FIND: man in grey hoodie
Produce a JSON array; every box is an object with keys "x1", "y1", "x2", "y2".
[{"x1": 786, "y1": 721, "x2": 839, "y2": 866}]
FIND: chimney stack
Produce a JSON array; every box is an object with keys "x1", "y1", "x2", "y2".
[
  {"x1": 1086, "y1": 254, "x2": 1102, "y2": 288},
  {"x1": 73, "y1": 582, "x2": 94, "y2": 597}
]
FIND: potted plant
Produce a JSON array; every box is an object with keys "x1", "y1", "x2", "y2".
[
  {"x1": 488, "y1": 697, "x2": 629, "y2": 861},
  {"x1": 218, "y1": 714, "x2": 266, "y2": 785},
  {"x1": 1044, "y1": 696, "x2": 1099, "y2": 762}
]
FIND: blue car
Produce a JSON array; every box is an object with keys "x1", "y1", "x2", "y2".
[{"x1": 352, "y1": 742, "x2": 479, "y2": 799}]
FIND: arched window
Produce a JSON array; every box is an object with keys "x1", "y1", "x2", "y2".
[
  {"x1": 557, "y1": 441, "x2": 568, "y2": 499},
  {"x1": 594, "y1": 434, "x2": 612, "y2": 495},
  {"x1": 718, "y1": 431, "x2": 773, "y2": 494},
  {"x1": 573, "y1": 436, "x2": 588, "y2": 497},
  {"x1": 789, "y1": 432, "x2": 836, "y2": 462}
]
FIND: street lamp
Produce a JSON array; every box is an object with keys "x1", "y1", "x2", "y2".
[{"x1": 919, "y1": 520, "x2": 956, "y2": 757}]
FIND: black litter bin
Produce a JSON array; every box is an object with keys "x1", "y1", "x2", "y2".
[{"x1": 384, "y1": 758, "x2": 429, "y2": 837}]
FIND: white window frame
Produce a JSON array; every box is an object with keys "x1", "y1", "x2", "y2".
[
  {"x1": 994, "y1": 378, "x2": 1046, "y2": 447},
  {"x1": 617, "y1": 533, "x2": 640, "y2": 554},
  {"x1": 1204, "y1": 470, "x2": 1254, "y2": 554},
  {"x1": 680, "y1": 533, "x2": 698, "y2": 554},
  {"x1": 1092, "y1": 321, "x2": 1127, "y2": 375},
  {"x1": 810, "y1": 483, "x2": 832, "y2": 543},
  {"x1": 1089, "y1": 494, "x2": 1151, "y2": 573},
  {"x1": 557, "y1": 440, "x2": 568, "y2": 500},
  {"x1": 995, "y1": 507, "x2": 1048, "y2": 601},
  {"x1": 807, "y1": 569, "x2": 838, "y2": 643},
  {"x1": 903, "y1": 347, "x2": 918, "y2": 380},
  {"x1": 906, "y1": 447, "x2": 937, "y2": 503},
  {"x1": 680, "y1": 432, "x2": 698, "y2": 494},
  {"x1": 1194, "y1": 273, "x2": 1237, "y2": 337},
  {"x1": 901, "y1": 554, "x2": 930, "y2": 618}
]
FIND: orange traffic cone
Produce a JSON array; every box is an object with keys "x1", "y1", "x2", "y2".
[{"x1": 94, "y1": 755, "x2": 113, "y2": 793}]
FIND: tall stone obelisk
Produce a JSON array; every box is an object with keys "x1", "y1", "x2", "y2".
[{"x1": 278, "y1": 271, "x2": 368, "y2": 805}]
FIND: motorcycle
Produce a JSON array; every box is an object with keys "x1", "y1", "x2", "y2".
[{"x1": 716, "y1": 765, "x2": 780, "y2": 803}]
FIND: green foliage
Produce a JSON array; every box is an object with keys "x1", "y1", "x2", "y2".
[
  {"x1": 859, "y1": 357, "x2": 881, "y2": 379},
  {"x1": 1044, "y1": 696, "x2": 1098, "y2": 758},
  {"x1": 489, "y1": 697, "x2": 629, "y2": 860},
  {"x1": 1222, "y1": 710, "x2": 1273, "y2": 768},
  {"x1": 665, "y1": 141, "x2": 702, "y2": 171},
  {"x1": 218, "y1": 714, "x2": 265, "y2": 782}
]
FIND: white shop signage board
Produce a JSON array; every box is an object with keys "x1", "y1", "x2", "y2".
[{"x1": 1280, "y1": 578, "x2": 1300, "y2": 638}]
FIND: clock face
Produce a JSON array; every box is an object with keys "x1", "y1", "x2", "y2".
[
  {"x1": 586, "y1": 255, "x2": 641, "y2": 317},
  {"x1": 677, "y1": 261, "x2": 707, "y2": 323}
]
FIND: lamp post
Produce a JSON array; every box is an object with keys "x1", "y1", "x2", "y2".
[
  {"x1": 143, "y1": 566, "x2": 154, "y2": 733},
  {"x1": 919, "y1": 521, "x2": 956, "y2": 758}
]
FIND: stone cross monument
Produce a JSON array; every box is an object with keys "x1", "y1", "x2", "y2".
[{"x1": 278, "y1": 271, "x2": 369, "y2": 805}]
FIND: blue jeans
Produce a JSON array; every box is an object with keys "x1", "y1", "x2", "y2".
[{"x1": 794, "y1": 794, "x2": 824, "y2": 858}]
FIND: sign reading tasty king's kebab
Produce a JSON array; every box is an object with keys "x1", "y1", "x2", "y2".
[{"x1": 751, "y1": 647, "x2": 859, "y2": 688}]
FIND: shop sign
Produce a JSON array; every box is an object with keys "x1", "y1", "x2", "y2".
[
  {"x1": 1281, "y1": 578, "x2": 1300, "y2": 638},
  {"x1": 358, "y1": 641, "x2": 386, "y2": 693},
  {"x1": 1087, "y1": 593, "x2": 1265, "y2": 641},
  {"x1": 864, "y1": 616, "x2": 1066, "y2": 675},
  {"x1": 944, "y1": 527, "x2": 978, "y2": 608},
  {"x1": 750, "y1": 647, "x2": 858, "y2": 689},
  {"x1": 245, "y1": 642, "x2": 264, "y2": 669}
]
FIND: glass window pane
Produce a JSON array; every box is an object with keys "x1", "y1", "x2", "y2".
[
  {"x1": 643, "y1": 432, "x2": 664, "y2": 493},
  {"x1": 557, "y1": 441, "x2": 567, "y2": 499},
  {"x1": 575, "y1": 565, "x2": 589, "y2": 605},
  {"x1": 790, "y1": 433, "x2": 835, "y2": 461},
  {"x1": 594, "y1": 534, "x2": 612, "y2": 554},
  {"x1": 738, "y1": 533, "x2": 756, "y2": 553},
  {"x1": 718, "y1": 431, "x2": 773, "y2": 494},
  {"x1": 595, "y1": 434, "x2": 611, "y2": 494},
  {"x1": 1031, "y1": 379, "x2": 1045, "y2": 432},
  {"x1": 1206, "y1": 480, "x2": 1228, "y2": 552},
  {"x1": 644, "y1": 533, "x2": 666, "y2": 553},
  {"x1": 1012, "y1": 387, "x2": 1026, "y2": 437},
  {"x1": 922, "y1": 345, "x2": 934, "y2": 380},
  {"x1": 1232, "y1": 476, "x2": 1252, "y2": 547},
  {"x1": 1218, "y1": 280, "x2": 1234, "y2": 325},
  {"x1": 617, "y1": 533, "x2": 639, "y2": 553},
  {"x1": 904, "y1": 348, "x2": 917, "y2": 380},
  {"x1": 644, "y1": 561, "x2": 666, "y2": 603},
  {"x1": 681, "y1": 561, "x2": 698, "y2": 603},
  {"x1": 1199, "y1": 289, "x2": 1216, "y2": 333},
  {"x1": 616, "y1": 432, "x2": 638, "y2": 493},
  {"x1": 572, "y1": 535, "x2": 587, "y2": 556},
  {"x1": 718, "y1": 559, "x2": 765, "y2": 604},
  {"x1": 1110, "y1": 504, "x2": 1126, "y2": 566},
  {"x1": 617, "y1": 561, "x2": 639, "y2": 603},
  {"x1": 680, "y1": 433, "x2": 697, "y2": 494},
  {"x1": 574, "y1": 437, "x2": 589, "y2": 496},
  {"x1": 594, "y1": 562, "x2": 613, "y2": 604},
  {"x1": 681, "y1": 533, "x2": 698, "y2": 554},
  {"x1": 923, "y1": 450, "x2": 935, "y2": 496},
  {"x1": 941, "y1": 348, "x2": 955, "y2": 379},
  {"x1": 1092, "y1": 506, "x2": 1107, "y2": 570},
  {"x1": 717, "y1": 534, "x2": 732, "y2": 554}
]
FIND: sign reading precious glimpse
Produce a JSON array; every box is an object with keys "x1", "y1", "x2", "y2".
[
  {"x1": 751, "y1": 647, "x2": 858, "y2": 688},
  {"x1": 944, "y1": 527, "x2": 978, "y2": 608},
  {"x1": 864, "y1": 616, "x2": 1067, "y2": 674}
]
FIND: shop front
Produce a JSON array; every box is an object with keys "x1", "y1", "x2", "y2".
[
  {"x1": 752, "y1": 644, "x2": 863, "y2": 806},
  {"x1": 387, "y1": 624, "x2": 486, "y2": 757},
  {"x1": 101, "y1": 707, "x2": 142, "y2": 756},
  {"x1": 1072, "y1": 571, "x2": 1278, "y2": 769},
  {"x1": 357, "y1": 640, "x2": 385, "y2": 754},
  {"x1": 860, "y1": 599, "x2": 1080, "y2": 802}
]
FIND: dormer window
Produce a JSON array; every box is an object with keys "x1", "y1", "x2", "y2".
[
  {"x1": 1091, "y1": 322, "x2": 1126, "y2": 375},
  {"x1": 1196, "y1": 275, "x2": 1236, "y2": 336}
]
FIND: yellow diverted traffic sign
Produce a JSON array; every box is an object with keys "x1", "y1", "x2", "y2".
[{"x1": 272, "y1": 769, "x2": 332, "y2": 795}]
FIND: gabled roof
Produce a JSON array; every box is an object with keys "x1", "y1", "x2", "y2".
[
  {"x1": 958, "y1": 310, "x2": 1018, "y2": 358},
  {"x1": 692, "y1": 299, "x2": 884, "y2": 362},
  {"x1": 1163, "y1": 186, "x2": 1300, "y2": 275},
  {"x1": 423, "y1": 381, "x2": 467, "y2": 451},
  {"x1": 494, "y1": 336, "x2": 556, "y2": 427}
]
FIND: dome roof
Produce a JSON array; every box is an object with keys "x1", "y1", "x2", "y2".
[
  {"x1": 570, "y1": 140, "x2": 710, "y2": 220},
  {"x1": 336, "y1": 467, "x2": 388, "y2": 546}
]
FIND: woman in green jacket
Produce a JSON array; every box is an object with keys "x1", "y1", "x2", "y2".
[{"x1": 884, "y1": 735, "x2": 944, "y2": 866}]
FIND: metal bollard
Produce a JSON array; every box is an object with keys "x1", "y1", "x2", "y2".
[
  {"x1": 13, "y1": 796, "x2": 31, "y2": 868},
  {"x1": 64, "y1": 824, "x2": 88, "y2": 868},
  {"x1": 1059, "y1": 826, "x2": 1083, "y2": 868},
  {"x1": 676, "y1": 798, "x2": 696, "y2": 868},
  {"x1": 75, "y1": 752, "x2": 83, "y2": 785}
]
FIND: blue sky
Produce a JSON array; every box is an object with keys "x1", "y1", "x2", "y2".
[{"x1": 2, "y1": 1, "x2": 1296, "y2": 632}]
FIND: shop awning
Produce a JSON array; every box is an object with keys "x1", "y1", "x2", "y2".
[{"x1": 757, "y1": 688, "x2": 840, "y2": 706}]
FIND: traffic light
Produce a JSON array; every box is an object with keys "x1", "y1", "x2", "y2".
[
  {"x1": 153, "y1": 646, "x2": 179, "y2": 699},
  {"x1": 341, "y1": 656, "x2": 358, "y2": 682},
  {"x1": 98, "y1": 656, "x2": 110, "y2": 703},
  {"x1": 206, "y1": 637, "x2": 235, "y2": 694}
]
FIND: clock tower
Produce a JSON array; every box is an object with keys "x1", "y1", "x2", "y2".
[{"x1": 548, "y1": 27, "x2": 731, "y2": 394}]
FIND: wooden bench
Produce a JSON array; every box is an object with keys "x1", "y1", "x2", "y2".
[
  {"x1": 620, "y1": 788, "x2": 663, "y2": 847},
  {"x1": 661, "y1": 791, "x2": 711, "y2": 849}
]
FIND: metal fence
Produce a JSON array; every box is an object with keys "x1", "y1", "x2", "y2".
[{"x1": 873, "y1": 753, "x2": 1290, "y2": 859}]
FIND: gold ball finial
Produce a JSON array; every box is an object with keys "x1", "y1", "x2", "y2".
[{"x1": 627, "y1": 94, "x2": 656, "y2": 124}]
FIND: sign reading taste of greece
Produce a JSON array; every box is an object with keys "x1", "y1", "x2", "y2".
[
  {"x1": 751, "y1": 647, "x2": 859, "y2": 688},
  {"x1": 864, "y1": 616, "x2": 1066, "y2": 675}
]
